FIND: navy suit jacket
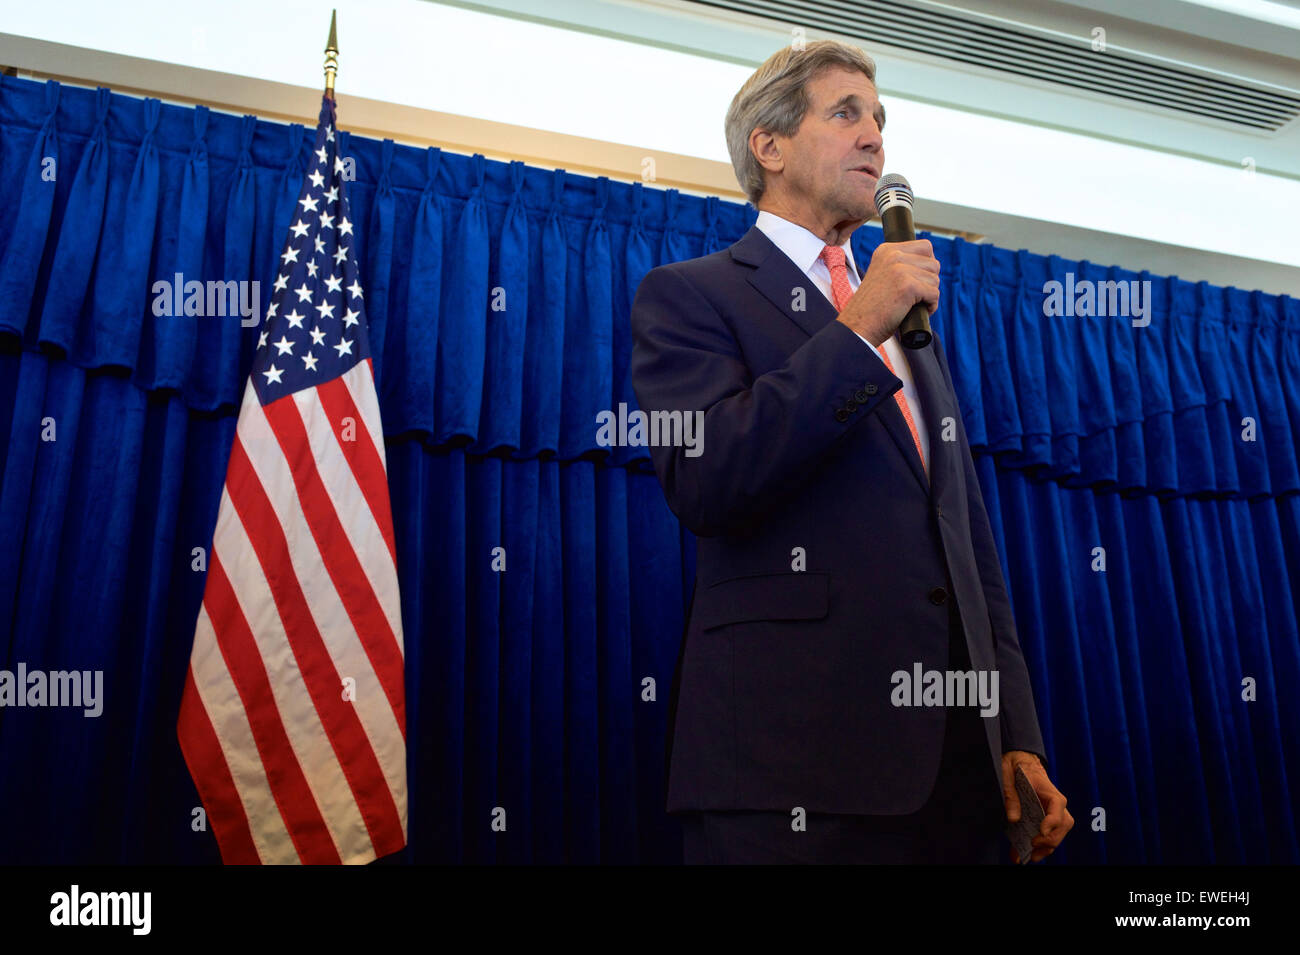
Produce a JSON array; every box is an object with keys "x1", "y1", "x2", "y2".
[{"x1": 629, "y1": 224, "x2": 1046, "y2": 816}]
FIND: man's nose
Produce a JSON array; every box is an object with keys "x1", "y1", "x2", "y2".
[{"x1": 856, "y1": 119, "x2": 883, "y2": 152}]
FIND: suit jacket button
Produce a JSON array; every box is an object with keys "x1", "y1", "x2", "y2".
[
  {"x1": 834, "y1": 407, "x2": 849, "y2": 422},
  {"x1": 853, "y1": 388, "x2": 869, "y2": 403},
  {"x1": 845, "y1": 398, "x2": 858, "y2": 412},
  {"x1": 863, "y1": 382, "x2": 878, "y2": 395},
  {"x1": 928, "y1": 587, "x2": 948, "y2": 605}
]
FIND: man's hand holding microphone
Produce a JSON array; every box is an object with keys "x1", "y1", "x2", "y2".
[{"x1": 835, "y1": 237, "x2": 940, "y2": 349}]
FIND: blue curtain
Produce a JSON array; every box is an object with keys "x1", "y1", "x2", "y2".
[{"x1": 0, "y1": 75, "x2": 1296, "y2": 864}]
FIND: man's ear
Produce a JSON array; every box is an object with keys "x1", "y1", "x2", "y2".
[{"x1": 750, "y1": 128, "x2": 784, "y2": 176}]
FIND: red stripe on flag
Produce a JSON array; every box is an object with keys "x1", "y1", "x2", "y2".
[
  {"x1": 203, "y1": 553, "x2": 343, "y2": 864},
  {"x1": 260, "y1": 395, "x2": 407, "y2": 736},
  {"x1": 316, "y1": 374, "x2": 398, "y2": 568},
  {"x1": 176, "y1": 665, "x2": 263, "y2": 865},
  {"x1": 224, "y1": 435, "x2": 407, "y2": 859}
]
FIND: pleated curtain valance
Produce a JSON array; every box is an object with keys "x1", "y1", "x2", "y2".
[{"x1": 3, "y1": 74, "x2": 1296, "y2": 496}]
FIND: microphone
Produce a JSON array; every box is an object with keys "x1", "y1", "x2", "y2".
[{"x1": 873, "y1": 173, "x2": 932, "y2": 349}]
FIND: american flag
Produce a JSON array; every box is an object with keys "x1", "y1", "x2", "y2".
[{"x1": 177, "y1": 96, "x2": 407, "y2": 865}]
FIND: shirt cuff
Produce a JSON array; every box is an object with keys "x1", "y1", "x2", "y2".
[{"x1": 849, "y1": 327, "x2": 884, "y2": 363}]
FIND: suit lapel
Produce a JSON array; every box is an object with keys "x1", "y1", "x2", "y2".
[
  {"x1": 730, "y1": 225, "x2": 936, "y2": 498},
  {"x1": 732, "y1": 224, "x2": 839, "y2": 339}
]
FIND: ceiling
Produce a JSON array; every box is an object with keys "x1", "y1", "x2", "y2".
[
  {"x1": 675, "y1": 0, "x2": 1300, "y2": 175},
  {"x1": 438, "y1": 0, "x2": 1300, "y2": 292}
]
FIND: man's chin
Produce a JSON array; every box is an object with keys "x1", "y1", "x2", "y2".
[
  {"x1": 852, "y1": 192, "x2": 878, "y2": 222},
  {"x1": 827, "y1": 193, "x2": 877, "y2": 227}
]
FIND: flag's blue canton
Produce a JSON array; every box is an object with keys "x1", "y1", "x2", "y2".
[{"x1": 252, "y1": 96, "x2": 371, "y2": 406}]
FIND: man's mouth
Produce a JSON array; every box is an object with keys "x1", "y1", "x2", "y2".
[{"x1": 850, "y1": 166, "x2": 879, "y2": 180}]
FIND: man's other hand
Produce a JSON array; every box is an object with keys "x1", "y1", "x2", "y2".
[{"x1": 1002, "y1": 750, "x2": 1073, "y2": 862}]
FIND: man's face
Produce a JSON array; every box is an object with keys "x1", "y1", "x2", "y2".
[{"x1": 776, "y1": 67, "x2": 886, "y2": 223}]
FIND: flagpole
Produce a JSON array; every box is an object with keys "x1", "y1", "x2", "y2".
[{"x1": 323, "y1": 9, "x2": 339, "y2": 101}]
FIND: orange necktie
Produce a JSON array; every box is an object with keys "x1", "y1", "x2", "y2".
[{"x1": 819, "y1": 244, "x2": 925, "y2": 470}]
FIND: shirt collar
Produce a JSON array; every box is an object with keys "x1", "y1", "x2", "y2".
[{"x1": 755, "y1": 210, "x2": 861, "y2": 279}]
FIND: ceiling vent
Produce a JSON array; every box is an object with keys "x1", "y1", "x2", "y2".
[{"x1": 687, "y1": 0, "x2": 1300, "y2": 131}]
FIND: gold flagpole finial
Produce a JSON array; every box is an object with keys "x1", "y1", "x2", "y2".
[{"x1": 323, "y1": 9, "x2": 339, "y2": 100}]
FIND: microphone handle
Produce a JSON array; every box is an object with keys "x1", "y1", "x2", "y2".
[
  {"x1": 878, "y1": 204, "x2": 933, "y2": 349},
  {"x1": 899, "y1": 301, "x2": 932, "y2": 350}
]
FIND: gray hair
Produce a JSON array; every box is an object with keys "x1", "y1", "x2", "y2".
[{"x1": 725, "y1": 40, "x2": 878, "y2": 205}]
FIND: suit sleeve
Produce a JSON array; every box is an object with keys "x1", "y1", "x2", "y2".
[
  {"x1": 629, "y1": 263, "x2": 901, "y2": 539},
  {"x1": 931, "y1": 331, "x2": 1049, "y2": 770}
]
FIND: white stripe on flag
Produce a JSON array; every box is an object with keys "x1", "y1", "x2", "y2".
[
  {"x1": 190, "y1": 603, "x2": 295, "y2": 865},
  {"x1": 291, "y1": 384, "x2": 403, "y2": 641},
  {"x1": 234, "y1": 387, "x2": 408, "y2": 820},
  {"x1": 213, "y1": 487, "x2": 368, "y2": 862},
  {"x1": 342, "y1": 360, "x2": 390, "y2": 471}
]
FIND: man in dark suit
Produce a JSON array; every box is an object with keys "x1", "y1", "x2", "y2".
[{"x1": 629, "y1": 40, "x2": 1074, "y2": 864}]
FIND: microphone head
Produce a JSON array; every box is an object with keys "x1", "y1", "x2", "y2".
[{"x1": 874, "y1": 173, "x2": 913, "y2": 214}]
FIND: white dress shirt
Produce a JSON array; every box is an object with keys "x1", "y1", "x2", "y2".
[{"x1": 754, "y1": 210, "x2": 930, "y2": 475}]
